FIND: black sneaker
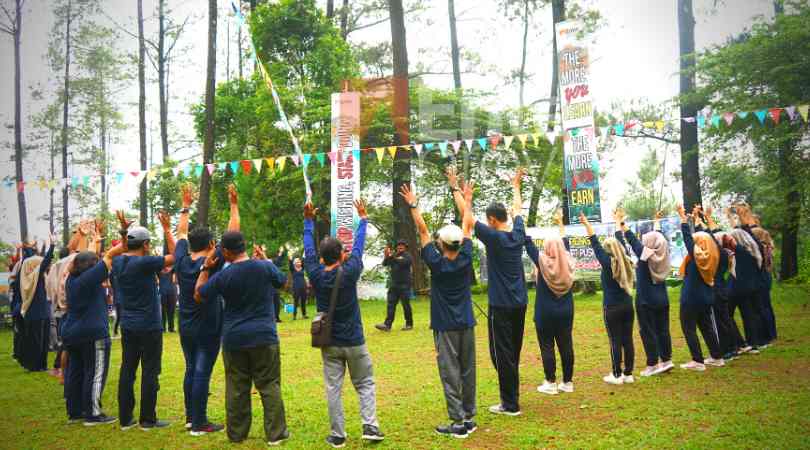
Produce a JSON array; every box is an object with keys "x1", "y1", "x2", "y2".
[
  {"x1": 190, "y1": 422, "x2": 225, "y2": 436},
  {"x1": 326, "y1": 435, "x2": 346, "y2": 448},
  {"x1": 268, "y1": 430, "x2": 290, "y2": 446},
  {"x1": 435, "y1": 423, "x2": 468, "y2": 439},
  {"x1": 401, "y1": 325, "x2": 413, "y2": 331},
  {"x1": 84, "y1": 414, "x2": 117, "y2": 426},
  {"x1": 362, "y1": 424, "x2": 385, "y2": 441},
  {"x1": 464, "y1": 420, "x2": 478, "y2": 434},
  {"x1": 375, "y1": 324, "x2": 391, "y2": 332},
  {"x1": 140, "y1": 419, "x2": 170, "y2": 430},
  {"x1": 121, "y1": 419, "x2": 138, "y2": 430}
]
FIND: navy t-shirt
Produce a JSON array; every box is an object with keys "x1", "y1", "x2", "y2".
[
  {"x1": 475, "y1": 217, "x2": 528, "y2": 309},
  {"x1": 173, "y1": 239, "x2": 224, "y2": 338},
  {"x1": 589, "y1": 235, "x2": 633, "y2": 307},
  {"x1": 619, "y1": 230, "x2": 669, "y2": 309},
  {"x1": 111, "y1": 255, "x2": 165, "y2": 332},
  {"x1": 199, "y1": 258, "x2": 286, "y2": 351},
  {"x1": 421, "y1": 239, "x2": 476, "y2": 332},
  {"x1": 524, "y1": 236, "x2": 574, "y2": 326},
  {"x1": 61, "y1": 261, "x2": 110, "y2": 346},
  {"x1": 158, "y1": 271, "x2": 176, "y2": 297},
  {"x1": 678, "y1": 223, "x2": 715, "y2": 308}
]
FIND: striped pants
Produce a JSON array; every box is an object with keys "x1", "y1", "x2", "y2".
[
  {"x1": 65, "y1": 338, "x2": 111, "y2": 420},
  {"x1": 680, "y1": 305, "x2": 722, "y2": 363}
]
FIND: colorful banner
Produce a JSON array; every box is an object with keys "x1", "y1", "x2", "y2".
[
  {"x1": 330, "y1": 92, "x2": 362, "y2": 250},
  {"x1": 557, "y1": 20, "x2": 602, "y2": 223}
]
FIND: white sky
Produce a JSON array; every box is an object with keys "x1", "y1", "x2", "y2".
[{"x1": 0, "y1": 0, "x2": 776, "y2": 243}]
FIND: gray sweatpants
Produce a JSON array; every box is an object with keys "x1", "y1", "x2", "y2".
[
  {"x1": 321, "y1": 344, "x2": 379, "y2": 438},
  {"x1": 434, "y1": 328, "x2": 477, "y2": 423}
]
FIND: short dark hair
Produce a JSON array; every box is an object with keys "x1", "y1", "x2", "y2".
[
  {"x1": 70, "y1": 251, "x2": 99, "y2": 277},
  {"x1": 127, "y1": 240, "x2": 148, "y2": 251},
  {"x1": 319, "y1": 237, "x2": 344, "y2": 265},
  {"x1": 485, "y1": 202, "x2": 508, "y2": 223},
  {"x1": 188, "y1": 226, "x2": 213, "y2": 252},
  {"x1": 221, "y1": 231, "x2": 246, "y2": 254}
]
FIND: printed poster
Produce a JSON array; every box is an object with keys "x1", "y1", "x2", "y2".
[{"x1": 330, "y1": 92, "x2": 362, "y2": 250}]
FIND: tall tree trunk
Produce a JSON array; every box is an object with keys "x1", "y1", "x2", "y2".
[
  {"x1": 677, "y1": 0, "x2": 702, "y2": 210},
  {"x1": 527, "y1": 0, "x2": 565, "y2": 227},
  {"x1": 237, "y1": 18, "x2": 243, "y2": 79},
  {"x1": 448, "y1": 0, "x2": 461, "y2": 91},
  {"x1": 61, "y1": 0, "x2": 73, "y2": 246},
  {"x1": 158, "y1": 0, "x2": 169, "y2": 159},
  {"x1": 518, "y1": 0, "x2": 529, "y2": 110},
  {"x1": 326, "y1": 0, "x2": 335, "y2": 18},
  {"x1": 12, "y1": 0, "x2": 28, "y2": 242},
  {"x1": 49, "y1": 132, "x2": 55, "y2": 235},
  {"x1": 340, "y1": 0, "x2": 349, "y2": 39},
  {"x1": 388, "y1": 0, "x2": 423, "y2": 290},
  {"x1": 226, "y1": 12, "x2": 230, "y2": 81},
  {"x1": 197, "y1": 0, "x2": 218, "y2": 228}
]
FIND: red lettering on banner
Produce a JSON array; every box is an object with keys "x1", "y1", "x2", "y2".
[
  {"x1": 336, "y1": 226, "x2": 354, "y2": 248},
  {"x1": 564, "y1": 84, "x2": 589, "y2": 104},
  {"x1": 337, "y1": 154, "x2": 354, "y2": 179}
]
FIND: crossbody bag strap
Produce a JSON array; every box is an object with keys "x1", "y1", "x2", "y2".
[{"x1": 326, "y1": 266, "x2": 344, "y2": 319}]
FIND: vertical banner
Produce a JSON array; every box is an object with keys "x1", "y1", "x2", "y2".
[
  {"x1": 330, "y1": 92, "x2": 362, "y2": 249},
  {"x1": 557, "y1": 20, "x2": 602, "y2": 223}
]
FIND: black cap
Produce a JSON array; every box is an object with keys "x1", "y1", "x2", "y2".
[
  {"x1": 396, "y1": 239, "x2": 408, "y2": 248},
  {"x1": 221, "y1": 231, "x2": 246, "y2": 254}
]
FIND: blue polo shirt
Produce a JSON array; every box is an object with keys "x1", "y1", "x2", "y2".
[
  {"x1": 421, "y1": 239, "x2": 476, "y2": 332},
  {"x1": 475, "y1": 216, "x2": 528, "y2": 309},
  {"x1": 111, "y1": 255, "x2": 165, "y2": 332},
  {"x1": 62, "y1": 261, "x2": 110, "y2": 346}
]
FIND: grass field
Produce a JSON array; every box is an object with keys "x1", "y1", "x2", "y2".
[{"x1": 1, "y1": 284, "x2": 809, "y2": 449}]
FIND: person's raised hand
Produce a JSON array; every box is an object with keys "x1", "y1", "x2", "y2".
[
  {"x1": 445, "y1": 165, "x2": 459, "y2": 190},
  {"x1": 676, "y1": 204, "x2": 687, "y2": 221},
  {"x1": 578, "y1": 211, "x2": 589, "y2": 226},
  {"x1": 181, "y1": 183, "x2": 195, "y2": 209},
  {"x1": 354, "y1": 199, "x2": 368, "y2": 220},
  {"x1": 613, "y1": 207, "x2": 626, "y2": 224},
  {"x1": 253, "y1": 244, "x2": 268, "y2": 260},
  {"x1": 398, "y1": 184, "x2": 417, "y2": 206},
  {"x1": 158, "y1": 210, "x2": 172, "y2": 232},
  {"x1": 202, "y1": 252, "x2": 219, "y2": 271},
  {"x1": 704, "y1": 206, "x2": 714, "y2": 217},
  {"x1": 384, "y1": 246, "x2": 391, "y2": 258},
  {"x1": 462, "y1": 181, "x2": 474, "y2": 205},
  {"x1": 116, "y1": 210, "x2": 134, "y2": 230},
  {"x1": 553, "y1": 209, "x2": 564, "y2": 227},
  {"x1": 228, "y1": 184, "x2": 238, "y2": 206},
  {"x1": 511, "y1": 167, "x2": 525, "y2": 188},
  {"x1": 303, "y1": 202, "x2": 318, "y2": 220},
  {"x1": 94, "y1": 218, "x2": 106, "y2": 237}
]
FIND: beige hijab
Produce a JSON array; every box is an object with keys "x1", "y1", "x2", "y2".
[
  {"x1": 603, "y1": 237, "x2": 635, "y2": 296},
  {"x1": 19, "y1": 256, "x2": 44, "y2": 317},
  {"x1": 538, "y1": 237, "x2": 575, "y2": 298},
  {"x1": 730, "y1": 229, "x2": 762, "y2": 269},
  {"x1": 640, "y1": 231, "x2": 671, "y2": 284}
]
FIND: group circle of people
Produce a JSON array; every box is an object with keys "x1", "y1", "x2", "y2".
[{"x1": 7, "y1": 166, "x2": 777, "y2": 447}]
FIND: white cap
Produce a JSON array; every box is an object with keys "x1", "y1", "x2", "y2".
[
  {"x1": 127, "y1": 226, "x2": 151, "y2": 243},
  {"x1": 437, "y1": 224, "x2": 463, "y2": 247}
]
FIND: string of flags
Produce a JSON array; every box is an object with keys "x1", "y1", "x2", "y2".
[{"x1": 4, "y1": 103, "x2": 808, "y2": 193}]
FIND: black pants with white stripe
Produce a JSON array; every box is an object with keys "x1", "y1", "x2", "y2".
[
  {"x1": 65, "y1": 338, "x2": 111, "y2": 420},
  {"x1": 680, "y1": 304, "x2": 721, "y2": 363},
  {"x1": 603, "y1": 302, "x2": 635, "y2": 378},
  {"x1": 487, "y1": 305, "x2": 526, "y2": 413}
]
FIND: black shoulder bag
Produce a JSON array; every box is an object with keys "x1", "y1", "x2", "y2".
[{"x1": 311, "y1": 266, "x2": 343, "y2": 348}]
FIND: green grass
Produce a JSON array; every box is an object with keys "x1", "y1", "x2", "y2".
[{"x1": 1, "y1": 284, "x2": 809, "y2": 449}]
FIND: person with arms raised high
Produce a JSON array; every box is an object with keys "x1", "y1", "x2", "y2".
[{"x1": 15, "y1": 235, "x2": 56, "y2": 372}]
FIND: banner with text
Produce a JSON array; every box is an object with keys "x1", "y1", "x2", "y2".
[
  {"x1": 330, "y1": 92, "x2": 362, "y2": 250},
  {"x1": 557, "y1": 20, "x2": 602, "y2": 223}
]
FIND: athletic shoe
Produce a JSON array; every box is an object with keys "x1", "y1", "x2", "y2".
[
  {"x1": 185, "y1": 418, "x2": 192, "y2": 430},
  {"x1": 488, "y1": 404, "x2": 521, "y2": 416},
  {"x1": 680, "y1": 361, "x2": 706, "y2": 371},
  {"x1": 435, "y1": 423, "x2": 468, "y2": 438},
  {"x1": 375, "y1": 324, "x2": 391, "y2": 332},
  {"x1": 749, "y1": 347, "x2": 761, "y2": 354},
  {"x1": 361, "y1": 424, "x2": 385, "y2": 441},
  {"x1": 640, "y1": 366, "x2": 658, "y2": 377},
  {"x1": 190, "y1": 422, "x2": 225, "y2": 436},
  {"x1": 401, "y1": 325, "x2": 413, "y2": 331},
  {"x1": 67, "y1": 416, "x2": 83, "y2": 425},
  {"x1": 537, "y1": 380, "x2": 558, "y2": 395},
  {"x1": 84, "y1": 414, "x2": 117, "y2": 426},
  {"x1": 623, "y1": 375, "x2": 635, "y2": 384},
  {"x1": 463, "y1": 420, "x2": 478, "y2": 434},
  {"x1": 704, "y1": 357, "x2": 725, "y2": 367},
  {"x1": 558, "y1": 382, "x2": 574, "y2": 393},
  {"x1": 722, "y1": 352, "x2": 737, "y2": 361},
  {"x1": 140, "y1": 420, "x2": 171, "y2": 430},
  {"x1": 759, "y1": 344, "x2": 770, "y2": 349},
  {"x1": 739, "y1": 345, "x2": 753, "y2": 354},
  {"x1": 603, "y1": 374, "x2": 623, "y2": 385},
  {"x1": 325, "y1": 435, "x2": 346, "y2": 448},
  {"x1": 120, "y1": 420, "x2": 138, "y2": 431},
  {"x1": 655, "y1": 360, "x2": 675, "y2": 374},
  {"x1": 268, "y1": 430, "x2": 290, "y2": 446}
]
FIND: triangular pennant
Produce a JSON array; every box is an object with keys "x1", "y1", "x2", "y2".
[
  {"x1": 206, "y1": 164, "x2": 216, "y2": 175},
  {"x1": 655, "y1": 120, "x2": 665, "y2": 132},
  {"x1": 754, "y1": 109, "x2": 767, "y2": 124},
  {"x1": 352, "y1": 149, "x2": 360, "y2": 162},
  {"x1": 316, "y1": 153, "x2": 326, "y2": 167},
  {"x1": 517, "y1": 134, "x2": 528, "y2": 148},
  {"x1": 642, "y1": 121, "x2": 654, "y2": 129},
  {"x1": 229, "y1": 161, "x2": 240, "y2": 174},
  {"x1": 599, "y1": 126, "x2": 610, "y2": 137},
  {"x1": 424, "y1": 143, "x2": 435, "y2": 152},
  {"x1": 450, "y1": 140, "x2": 462, "y2": 154},
  {"x1": 531, "y1": 133, "x2": 542, "y2": 145},
  {"x1": 253, "y1": 158, "x2": 263, "y2": 173},
  {"x1": 264, "y1": 157, "x2": 275, "y2": 172},
  {"x1": 785, "y1": 106, "x2": 797, "y2": 121},
  {"x1": 798, "y1": 105, "x2": 809, "y2": 122},
  {"x1": 240, "y1": 160, "x2": 252, "y2": 174},
  {"x1": 182, "y1": 166, "x2": 192, "y2": 177},
  {"x1": 115, "y1": 172, "x2": 124, "y2": 184},
  {"x1": 276, "y1": 156, "x2": 287, "y2": 172},
  {"x1": 172, "y1": 167, "x2": 181, "y2": 177},
  {"x1": 327, "y1": 152, "x2": 338, "y2": 164},
  {"x1": 476, "y1": 137, "x2": 487, "y2": 151},
  {"x1": 375, "y1": 147, "x2": 385, "y2": 163},
  {"x1": 768, "y1": 107, "x2": 782, "y2": 125},
  {"x1": 292, "y1": 154, "x2": 301, "y2": 167},
  {"x1": 413, "y1": 144, "x2": 423, "y2": 155},
  {"x1": 438, "y1": 141, "x2": 448, "y2": 157},
  {"x1": 723, "y1": 112, "x2": 735, "y2": 126},
  {"x1": 302, "y1": 153, "x2": 312, "y2": 168},
  {"x1": 737, "y1": 111, "x2": 749, "y2": 120},
  {"x1": 194, "y1": 165, "x2": 203, "y2": 177},
  {"x1": 711, "y1": 114, "x2": 721, "y2": 128},
  {"x1": 146, "y1": 168, "x2": 157, "y2": 181},
  {"x1": 218, "y1": 162, "x2": 228, "y2": 172},
  {"x1": 697, "y1": 116, "x2": 706, "y2": 128},
  {"x1": 546, "y1": 131, "x2": 558, "y2": 144},
  {"x1": 17, "y1": 181, "x2": 24, "y2": 193},
  {"x1": 387, "y1": 146, "x2": 398, "y2": 158},
  {"x1": 82, "y1": 175, "x2": 90, "y2": 187},
  {"x1": 488, "y1": 134, "x2": 500, "y2": 149},
  {"x1": 614, "y1": 123, "x2": 625, "y2": 136},
  {"x1": 463, "y1": 139, "x2": 473, "y2": 150}
]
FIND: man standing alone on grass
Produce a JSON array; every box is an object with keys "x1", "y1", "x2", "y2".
[
  {"x1": 158, "y1": 267, "x2": 176, "y2": 333},
  {"x1": 303, "y1": 199, "x2": 385, "y2": 448},
  {"x1": 195, "y1": 230, "x2": 290, "y2": 446},
  {"x1": 375, "y1": 239, "x2": 414, "y2": 332}
]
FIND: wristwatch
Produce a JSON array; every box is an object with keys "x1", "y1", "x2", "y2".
[{"x1": 409, "y1": 203, "x2": 418, "y2": 209}]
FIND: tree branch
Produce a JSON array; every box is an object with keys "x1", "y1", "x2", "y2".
[
  {"x1": 615, "y1": 131, "x2": 679, "y2": 145},
  {"x1": 102, "y1": 10, "x2": 159, "y2": 53},
  {"x1": 348, "y1": 6, "x2": 421, "y2": 33},
  {"x1": 165, "y1": 14, "x2": 191, "y2": 57},
  {"x1": 0, "y1": 24, "x2": 13, "y2": 35},
  {"x1": 0, "y1": 4, "x2": 15, "y2": 29}
]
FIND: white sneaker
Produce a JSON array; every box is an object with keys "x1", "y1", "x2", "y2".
[
  {"x1": 759, "y1": 344, "x2": 770, "y2": 349},
  {"x1": 655, "y1": 361, "x2": 675, "y2": 374},
  {"x1": 537, "y1": 381, "x2": 558, "y2": 395},
  {"x1": 704, "y1": 357, "x2": 725, "y2": 367},
  {"x1": 749, "y1": 347, "x2": 761, "y2": 354},
  {"x1": 603, "y1": 374, "x2": 624, "y2": 385},
  {"x1": 557, "y1": 382, "x2": 574, "y2": 393},
  {"x1": 488, "y1": 404, "x2": 521, "y2": 416},
  {"x1": 623, "y1": 375, "x2": 635, "y2": 384},
  {"x1": 640, "y1": 366, "x2": 658, "y2": 377},
  {"x1": 739, "y1": 345, "x2": 753, "y2": 354},
  {"x1": 680, "y1": 361, "x2": 706, "y2": 371}
]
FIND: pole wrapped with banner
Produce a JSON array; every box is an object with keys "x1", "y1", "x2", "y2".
[{"x1": 330, "y1": 92, "x2": 361, "y2": 249}]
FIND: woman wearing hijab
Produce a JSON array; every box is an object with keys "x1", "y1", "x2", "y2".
[
  {"x1": 750, "y1": 227, "x2": 776, "y2": 345},
  {"x1": 525, "y1": 211, "x2": 576, "y2": 395},
  {"x1": 728, "y1": 225, "x2": 766, "y2": 353},
  {"x1": 17, "y1": 235, "x2": 56, "y2": 372},
  {"x1": 579, "y1": 212, "x2": 636, "y2": 385},
  {"x1": 614, "y1": 210, "x2": 673, "y2": 377},
  {"x1": 676, "y1": 206, "x2": 724, "y2": 371}
]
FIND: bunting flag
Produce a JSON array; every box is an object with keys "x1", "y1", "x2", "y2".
[
  {"x1": 737, "y1": 111, "x2": 749, "y2": 119},
  {"x1": 450, "y1": 140, "x2": 462, "y2": 154},
  {"x1": 655, "y1": 120, "x2": 665, "y2": 132},
  {"x1": 375, "y1": 147, "x2": 385, "y2": 163},
  {"x1": 546, "y1": 130, "x2": 557, "y2": 144},
  {"x1": 424, "y1": 143, "x2": 435, "y2": 152},
  {"x1": 642, "y1": 121, "x2": 654, "y2": 129},
  {"x1": 302, "y1": 153, "x2": 312, "y2": 168},
  {"x1": 387, "y1": 146, "x2": 398, "y2": 159},
  {"x1": 785, "y1": 106, "x2": 797, "y2": 121},
  {"x1": 253, "y1": 158, "x2": 264, "y2": 173},
  {"x1": 183, "y1": 166, "x2": 192, "y2": 177},
  {"x1": 413, "y1": 144, "x2": 423, "y2": 155},
  {"x1": 316, "y1": 153, "x2": 325, "y2": 167},
  {"x1": 464, "y1": 139, "x2": 473, "y2": 151},
  {"x1": 115, "y1": 172, "x2": 124, "y2": 184},
  {"x1": 476, "y1": 137, "x2": 487, "y2": 151},
  {"x1": 614, "y1": 123, "x2": 625, "y2": 136},
  {"x1": 517, "y1": 134, "x2": 528, "y2": 148},
  {"x1": 172, "y1": 167, "x2": 181, "y2": 177},
  {"x1": 352, "y1": 149, "x2": 361, "y2": 162},
  {"x1": 146, "y1": 168, "x2": 157, "y2": 181},
  {"x1": 206, "y1": 164, "x2": 216, "y2": 175},
  {"x1": 265, "y1": 157, "x2": 275, "y2": 172},
  {"x1": 532, "y1": 132, "x2": 542, "y2": 145},
  {"x1": 683, "y1": 117, "x2": 696, "y2": 123},
  {"x1": 723, "y1": 112, "x2": 735, "y2": 126},
  {"x1": 711, "y1": 114, "x2": 721, "y2": 128},
  {"x1": 240, "y1": 160, "x2": 253, "y2": 174},
  {"x1": 290, "y1": 154, "x2": 300, "y2": 167},
  {"x1": 799, "y1": 105, "x2": 809, "y2": 122},
  {"x1": 218, "y1": 162, "x2": 228, "y2": 172},
  {"x1": 327, "y1": 152, "x2": 338, "y2": 164},
  {"x1": 438, "y1": 141, "x2": 448, "y2": 157},
  {"x1": 768, "y1": 107, "x2": 782, "y2": 125},
  {"x1": 697, "y1": 116, "x2": 706, "y2": 128},
  {"x1": 229, "y1": 161, "x2": 240, "y2": 175},
  {"x1": 754, "y1": 109, "x2": 767, "y2": 124},
  {"x1": 276, "y1": 156, "x2": 287, "y2": 172},
  {"x1": 194, "y1": 165, "x2": 203, "y2": 178}
]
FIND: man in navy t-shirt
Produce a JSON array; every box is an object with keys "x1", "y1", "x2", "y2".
[
  {"x1": 451, "y1": 167, "x2": 528, "y2": 416},
  {"x1": 112, "y1": 210, "x2": 176, "y2": 430},
  {"x1": 196, "y1": 230, "x2": 289, "y2": 445}
]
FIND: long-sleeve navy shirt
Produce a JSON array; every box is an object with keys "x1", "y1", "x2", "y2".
[
  {"x1": 25, "y1": 245, "x2": 55, "y2": 321},
  {"x1": 617, "y1": 230, "x2": 669, "y2": 309},
  {"x1": 304, "y1": 218, "x2": 367, "y2": 347},
  {"x1": 61, "y1": 261, "x2": 110, "y2": 346},
  {"x1": 678, "y1": 223, "x2": 715, "y2": 308},
  {"x1": 524, "y1": 237, "x2": 574, "y2": 326},
  {"x1": 588, "y1": 235, "x2": 632, "y2": 307},
  {"x1": 382, "y1": 251, "x2": 412, "y2": 290}
]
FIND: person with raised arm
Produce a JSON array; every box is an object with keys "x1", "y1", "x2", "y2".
[
  {"x1": 404, "y1": 177, "x2": 478, "y2": 438},
  {"x1": 524, "y1": 209, "x2": 576, "y2": 395},
  {"x1": 16, "y1": 234, "x2": 56, "y2": 372},
  {"x1": 61, "y1": 237, "x2": 126, "y2": 426},
  {"x1": 675, "y1": 205, "x2": 725, "y2": 371},
  {"x1": 172, "y1": 183, "x2": 239, "y2": 436},
  {"x1": 375, "y1": 238, "x2": 414, "y2": 332},
  {"x1": 303, "y1": 199, "x2": 385, "y2": 448},
  {"x1": 460, "y1": 166, "x2": 528, "y2": 416},
  {"x1": 580, "y1": 212, "x2": 636, "y2": 385},
  {"x1": 614, "y1": 209, "x2": 673, "y2": 377},
  {"x1": 112, "y1": 209, "x2": 176, "y2": 431}
]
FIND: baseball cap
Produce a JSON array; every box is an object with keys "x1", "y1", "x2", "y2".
[
  {"x1": 396, "y1": 239, "x2": 408, "y2": 248},
  {"x1": 437, "y1": 225, "x2": 463, "y2": 247},
  {"x1": 127, "y1": 226, "x2": 151, "y2": 244}
]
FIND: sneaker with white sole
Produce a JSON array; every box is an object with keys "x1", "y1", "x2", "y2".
[
  {"x1": 537, "y1": 380, "x2": 558, "y2": 395},
  {"x1": 640, "y1": 366, "x2": 658, "y2": 377},
  {"x1": 704, "y1": 357, "x2": 725, "y2": 367},
  {"x1": 557, "y1": 382, "x2": 574, "y2": 393},
  {"x1": 749, "y1": 347, "x2": 761, "y2": 354},
  {"x1": 623, "y1": 375, "x2": 635, "y2": 384},
  {"x1": 435, "y1": 423, "x2": 468, "y2": 439},
  {"x1": 362, "y1": 424, "x2": 385, "y2": 441},
  {"x1": 603, "y1": 374, "x2": 624, "y2": 385},
  {"x1": 190, "y1": 422, "x2": 225, "y2": 436},
  {"x1": 680, "y1": 361, "x2": 706, "y2": 371},
  {"x1": 84, "y1": 414, "x2": 117, "y2": 427},
  {"x1": 463, "y1": 420, "x2": 477, "y2": 434},
  {"x1": 739, "y1": 345, "x2": 753, "y2": 354},
  {"x1": 655, "y1": 361, "x2": 675, "y2": 374},
  {"x1": 325, "y1": 435, "x2": 346, "y2": 448},
  {"x1": 488, "y1": 404, "x2": 521, "y2": 416},
  {"x1": 268, "y1": 430, "x2": 290, "y2": 446}
]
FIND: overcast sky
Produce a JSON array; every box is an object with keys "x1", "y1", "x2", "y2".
[{"x1": 0, "y1": 0, "x2": 776, "y2": 243}]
